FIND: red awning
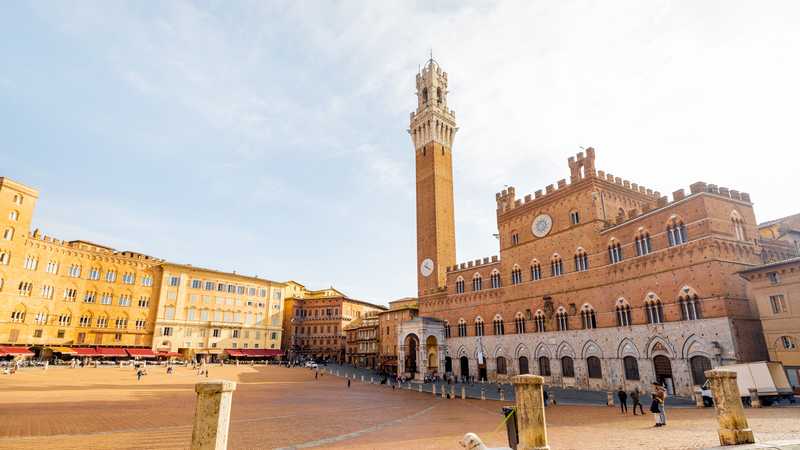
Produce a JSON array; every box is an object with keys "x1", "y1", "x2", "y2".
[
  {"x1": 225, "y1": 349, "x2": 246, "y2": 357},
  {"x1": 72, "y1": 347, "x2": 100, "y2": 357},
  {"x1": 126, "y1": 348, "x2": 157, "y2": 358},
  {"x1": 240, "y1": 349, "x2": 283, "y2": 357},
  {"x1": 95, "y1": 347, "x2": 127, "y2": 357},
  {"x1": 157, "y1": 351, "x2": 182, "y2": 358},
  {"x1": 0, "y1": 346, "x2": 34, "y2": 356}
]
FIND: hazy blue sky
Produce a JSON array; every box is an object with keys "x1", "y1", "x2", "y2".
[{"x1": 2, "y1": 1, "x2": 798, "y2": 305}]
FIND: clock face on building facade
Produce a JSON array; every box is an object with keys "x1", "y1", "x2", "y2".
[
  {"x1": 420, "y1": 258, "x2": 434, "y2": 277},
  {"x1": 531, "y1": 214, "x2": 553, "y2": 238}
]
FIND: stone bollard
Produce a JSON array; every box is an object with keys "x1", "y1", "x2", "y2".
[
  {"x1": 461, "y1": 385, "x2": 466, "y2": 400},
  {"x1": 694, "y1": 387, "x2": 705, "y2": 408},
  {"x1": 191, "y1": 380, "x2": 237, "y2": 450},
  {"x1": 441, "y1": 384, "x2": 446, "y2": 398},
  {"x1": 480, "y1": 387, "x2": 486, "y2": 401},
  {"x1": 606, "y1": 391, "x2": 615, "y2": 407},
  {"x1": 360, "y1": 375, "x2": 364, "y2": 382},
  {"x1": 512, "y1": 375, "x2": 550, "y2": 450},
  {"x1": 748, "y1": 388, "x2": 761, "y2": 408},
  {"x1": 500, "y1": 388, "x2": 505, "y2": 401},
  {"x1": 432, "y1": 384, "x2": 437, "y2": 396},
  {"x1": 450, "y1": 385, "x2": 455, "y2": 400},
  {"x1": 407, "y1": 383, "x2": 411, "y2": 390},
  {"x1": 705, "y1": 370, "x2": 755, "y2": 446},
  {"x1": 419, "y1": 384, "x2": 422, "y2": 392}
]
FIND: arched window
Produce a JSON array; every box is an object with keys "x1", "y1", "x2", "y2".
[
  {"x1": 580, "y1": 304, "x2": 597, "y2": 329},
  {"x1": 781, "y1": 336, "x2": 797, "y2": 350},
  {"x1": 587, "y1": 356, "x2": 602, "y2": 378},
  {"x1": 493, "y1": 315, "x2": 505, "y2": 335},
  {"x1": 561, "y1": 356, "x2": 575, "y2": 377},
  {"x1": 2, "y1": 227, "x2": 14, "y2": 241},
  {"x1": 0, "y1": 251, "x2": 9, "y2": 265},
  {"x1": 635, "y1": 230, "x2": 652, "y2": 256},
  {"x1": 444, "y1": 321, "x2": 451, "y2": 338},
  {"x1": 530, "y1": 260, "x2": 542, "y2": 281},
  {"x1": 455, "y1": 276, "x2": 465, "y2": 294},
  {"x1": 569, "y1": 210, "x2": 580, "y2": 225},
  {"x1": 436, "y1": 87, "x2": 443, "y2": 105},
  {"x1": 422, "y1": 87, "x2": 428, "y2": 104},
  {"x1": 616, "y1": 298, "x2": 632, "y2": 327},
  {"x1": 608, "y1": 239, "x2": 623, "y2": 264},
  {"x1": 538, "y1": 356, "x2": 551, "y2": 376},
  {"x1": 496, "y1": 356, "x2": 507, "y2": 374},
  {"x1": 690, "y1": 356, "x2": 712, "y2": 385},
  {"x1": 490, "y1": 270, "x2": 501, "y2": 289},
  {"x1": 511, "y1": 231, "x2": 520, "y2": 246},
  {"x1": 731, "y1": 211, "x2": 746, "y2": 241},
  {"x1": 13, "y1": 194, "x2": 23, "y2": 205},
  {"x1": 623, "y1": 356, "x2": 640, "y2": 380},
  {"x1": 474, "y1": 317, "x2": 485, "y2": 337},
  {"x1": 679, "y1": 291, "x2": 701, "y2": 321},
  {"x1": 519, "y1": 356, "x2": 529, "y2": 374},
  {"x1": 458, "y1": 318, "x2": 467, "y2": 337},
  {"x1": 511, "y1": 265, "x2": 523, "y2": 285},
  {"x1": 550, "y1": 254, "x2": 564, "y2": 277},
  {"x1": 10, "y1": 308, "x2": 26, "y2": 323},
  {"x1": 472, "y1": 273, "x2": 483, "y2": 291},
  {"x1": 574, "y1": 248, "x2": 589, "y2": 272},
  {"x1": 79, "y1": 314, "x2": 92, "y2": 327},
  {"x1": 667, "y1": 217, "x2": 688, "y2": 246},
  {"x1": 8, "y1": 210, "x2": 19, "y2": 221},
  {"x1": 645, "y1": 294, "x2": 664, "y2": 324},
  {"x1": 534, "y1": 310, "x2": 546, "y2": 332},
  {"x1": 556, "y1": 307, "x2": 568, "y2": 331},
  {"x1": 514, "y1": 312, "x2": 526, "y2": 334}
]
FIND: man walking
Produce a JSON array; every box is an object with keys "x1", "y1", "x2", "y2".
[
  {"x1": 630, "y1": 388, "x2": 644, "y2": 415},
  {"x1": 347, "y1": 378, "x2": 351, "y2": 388},
  {"x1": 617, "y1": 388, "x2": 628, "y2": 414}
]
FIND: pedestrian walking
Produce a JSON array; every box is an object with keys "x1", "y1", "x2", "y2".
[
  {"x1": 631, "y1": 388, "x2": 644, "y2": 415},
  {"x1": 617, "y1": 388, "x2": 628, "y2": 414},
  {"x1": 347, "y1": 378, "x2": 351, "y2": 388},
  {"x1": 656, "y1": 385, "x2": 667, "y2": 426},
  {"x1": 650, "y1": 383, "x2": 666, "y2": 427},
  {"x1": 543, "y1": 389, "x2": 549, "y2": 407}
]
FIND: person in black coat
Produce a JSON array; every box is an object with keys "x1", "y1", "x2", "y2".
[{"x1": 617, "y1": 388, "x2": 628, "y2": 414}]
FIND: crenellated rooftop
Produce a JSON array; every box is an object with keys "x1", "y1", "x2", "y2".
[{"x1": 446, "y1": 255, "x2": 500, "y2": 273}]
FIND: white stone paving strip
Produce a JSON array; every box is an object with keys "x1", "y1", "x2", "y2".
[{"x1": 274, "y1": 403, "x2": 439, "y2": 450}]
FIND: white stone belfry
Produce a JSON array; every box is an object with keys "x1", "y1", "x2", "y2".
[{"x1": 408, "y1": 57, "x2": 458, "y2": 150}]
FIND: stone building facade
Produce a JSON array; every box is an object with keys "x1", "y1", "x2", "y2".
[
  {"x1": 739, "y1": 257, "x2": 800, "y2": 389},
  {"x1": 0, "y1": 177, "x2": 292, "y2": 359},
  {"x1": 151, "y1": 263, "x2": 286, "y2": 361},
  {"x1": 283, "y1": 282, "x2": 386, "y2": 362},
  {"x1": 344, "y1": 312, "x2": 380, "y2": 369},
  {"x1": 407, "y1": 59, "x2": 783, "y2": 396}
]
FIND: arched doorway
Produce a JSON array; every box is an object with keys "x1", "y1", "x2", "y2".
[
  {"x1": 426, "y1": 336, "x2": 439, "y2": 375},
  {"x1": 690, "y1": 356, "x2": 712, "y2": 386},
  {"x1": 519, "y1": 356, "x2": 529, "y2": 375},
  {"x1": 404, "y1": 334, "x2": 419, "y2": 375},
  {"x1": 460, "y1": 356, "x2": 470, "y2": 379},
  {"x1": 653, "y1": 355, "x2": 674, "y2": 394},
  {"x1": 444, "y1": 356, "x2": 452, "y2": 373}
]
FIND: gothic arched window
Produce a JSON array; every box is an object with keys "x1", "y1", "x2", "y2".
[
  {"x1": 645, "y1": 294, "x2": 664, "y2": 324},
  {"x1": 556, "y1": 307, "x2": 568, "y2": 331},
  {"x1": 455, "y1": 277, "x2": 465, "y2": 294},
  {"x1": 608, "y1": 239, "x2": 623, "y2": 264},
  {"x1": 511, "y1": 265, "x2": 523, "y2": 285},
  {"x1": 493, "y1": 315, "x2": 505, "y2": 335},
  {"x1": 474, "y1": 317, "x2": 485, "y2": 337},
  {"x1": 514, "y1": 312, "x2": 526, "y2": 334},
  {"x1": 550, "y1": 254, "x2": 564, "y2": 277},
  {"x1": 472, "y1": 273, "x2": 483, "y2": 291},
  {"x1": 534, "y1": 310, "x2": 546, "y2": 332},
  {"x1": 530, "y1": 260, "x2": 542, "y2": 281},
  {"x1": 458, "y1": 318, "x2": 467, "y2": 337},
  {"x1": 574, "y1": 248, "x2": 589, "y2": 272},
  {"x1": 615, "y1": 298, "x2": 632, "y2": 327},
  {"x1": 490, "y1": 270, "x2": 501, "y2": 289},
  {"x1": 667, "y1": 217, "x2": 688, "y2": 246},
  {"x1": 635, "y1": 230, "x2": 652, "y2": 256},
  {"x1": 580, "y1": 304, "x2": 597, "y2": 329}
]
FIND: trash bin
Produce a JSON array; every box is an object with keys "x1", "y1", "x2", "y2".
[{"x1": 501, "y1": 406, "x2": 518, "y2": 450}]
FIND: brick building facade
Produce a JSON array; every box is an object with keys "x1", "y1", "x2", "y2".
[{"x1": 403, "y1": 58, "x2": 789, "y2": 396}]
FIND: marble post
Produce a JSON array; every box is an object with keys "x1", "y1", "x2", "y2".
[
  {"x1": 191, "y1": 380, "x2": 237, "y2": 450},
  {"x1": 748, "y1": 388, "x2": 761, "y2": 408},
  {"x1": 480, "y1": 387, "x2": 486, "y2": 401},
  {"x1": 694, "y1": 387, "x2": 705, "y2": 408},
  {"x1": 705, "y1": 370, "x2": 755, "y2": 446},
  {"x1": 513, "y1": 375, "x2": 550, "y2": 450},
  {"x1": 606, "y1": 391, "x2": 614, "y2": 407},
  {"x1": 461, "y1": 385, "x2": 466, "y2": 400},
  {"x1": 450, "y1": 385, "x2": 455, "y2": 400},
  {"x1": 432, "y1": 384, "x2": 436, "y2": 396}
]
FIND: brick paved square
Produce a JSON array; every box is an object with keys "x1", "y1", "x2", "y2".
[{"x1": 0, "y1": 365, "x2": 798, "y2": 449}]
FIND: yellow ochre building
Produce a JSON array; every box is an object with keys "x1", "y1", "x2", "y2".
[{"x1": 0, "y1": 176, "x2": 297, "y2": 361}]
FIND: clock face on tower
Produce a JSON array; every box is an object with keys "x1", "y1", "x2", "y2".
[
  {"x1": 420, "y1": 258, "x2": 434, "y2": 277},
  {"x1": 531, "y1": 214, "x2": 553, "y2": 238}
]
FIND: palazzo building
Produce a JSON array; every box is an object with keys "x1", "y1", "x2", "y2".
[
  {"x1": 0, "y1": 177, "x2": 291, "y2": 360},
  {"x1": 344, "y1": 311, "x2": 380, "y2": 369},
  {"x1": 282, "y1": 282, "x2": 386, "y2": 362},
  {"x1": 400, "y1": 58, "x2": 793, "y2": 396}
]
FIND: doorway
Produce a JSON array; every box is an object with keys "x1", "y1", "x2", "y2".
[{"x1": 653, "y1": 355, "x2": 674, "y2": 394}]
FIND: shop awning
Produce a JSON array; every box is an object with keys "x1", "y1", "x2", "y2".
[
  {"x1": 126, "y1": 348, "x2": 157, "y2": 358},
  {"x1": 73, "y1": 347, "x2": 100, "y2": 357},
  {"x1": 50, "y1": 346, "x2": 77, "y2": 355},
  {"x1": 95, "y1": 347, "x2": 128, "y2": 357},
  {"x1": 0, "y1": 346, "x2": 34, "y2": 356},
  {"x1": 240, "y1": 349, "x2": 283, "y2": 357},
  {"x1": 224, "y1": 349, "x2": 246, "y2": 357},
  {"x1": 157, "y1": 351, "x2": 182, "y2": 358}
]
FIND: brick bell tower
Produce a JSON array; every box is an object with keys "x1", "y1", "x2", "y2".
[{"x1": 409, "y1": 56, "x2": 457, "y2": 297}]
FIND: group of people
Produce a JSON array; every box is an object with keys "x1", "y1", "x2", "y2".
[{"x1": 616, "y1": 383, "x2": 668, "y2": 427}]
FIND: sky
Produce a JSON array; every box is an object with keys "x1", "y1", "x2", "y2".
[{"x1": 1, "y1": 1, "x2": 799, "y2": 305}]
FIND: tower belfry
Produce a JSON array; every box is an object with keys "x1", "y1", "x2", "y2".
[{"x1": 409, "y1": 57, "x2": 457, "y2": 297}]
